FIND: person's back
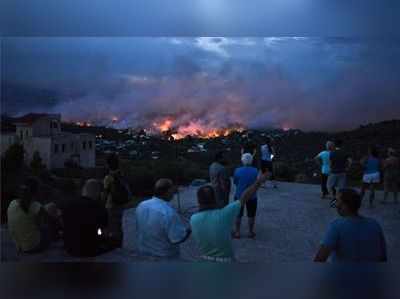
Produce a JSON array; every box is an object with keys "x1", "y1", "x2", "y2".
[
  {"x1": 364, "y1": 156, "x2": 380, "y2": 175},
  {"x1": 135, "y1": 197, "x2": 186, "y2": 257},
  {"x1": 330, "y1": 148, "x2": 350, "y2": 174},
  {"x1": 323, "y1": 216, "x2": 386, "y2": 262},
  {"x1": 7, "y1": 200, "x2": 41, "y2": 252},
  {"x1": 234, "y1": 166, "x2": 258, "y2": 200},
  {"x1": 190, "y1": 201, "x2": 241, "y2": 258},
  {"x1": 260, "y1": 144, "x2": 272, "y2": 162},
  {"x1": 318, "y1": 150, "x2": 331, "y2": 174},
  {"x1": 209, "y1": 161, "x2": 224, "y2": 187},
  {"x1": 60, "y1": 196, "x2": 108, "y2": 257}
]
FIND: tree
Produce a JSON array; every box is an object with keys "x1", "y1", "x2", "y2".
[
  {"x1": 1, "y1": 143, "x2": 24, "y2": 173},
  {"x1": 30, "y1": 150, "x2": 46, "y2": 174}
]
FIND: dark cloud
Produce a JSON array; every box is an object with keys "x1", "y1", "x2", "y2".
[{"x1": 2, "y1": 37, "x2": 400, "y2": 131}]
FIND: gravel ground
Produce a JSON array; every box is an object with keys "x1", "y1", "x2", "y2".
[{"x1": 2, "y1": 182, "x2": 399, "y2": 262}]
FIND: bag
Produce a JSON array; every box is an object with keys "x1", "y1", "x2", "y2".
[{"x1": 110, "y1": 174, "x2": 132, "y2": 205}]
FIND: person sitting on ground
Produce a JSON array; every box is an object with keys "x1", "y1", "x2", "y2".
[
  {"x1": 135, "y1": 178, "x2": 191, "y2": 258},
  {"x1": 233, "y1": 153, "x2": 260, "y2": 239},
  {"x1": 209, "y1": 151, "x2": 231, "y2": 208},
  {"x1": 190, "y1": 171, "x2": 269, "y2": 262},
  {"x1": 360, "y1": 146, "x2": 382, "y2": 208},
  {"x1": 327, "y1": 139, "x2": 352, "y2": 203},
  {"x1": 382, "y1": 148, "x2": 399, "y2": 205},
  {"x1": 58, "y1": 179, "x2": 113, "y2": 257},
  {"x1": 7, "y1": 177, "x2": 61, "y2": 254},
  {"x1": 260, "y1": 137, "x2": 277, "y2": 188},
  {"x1": 314, "y1": 188, "x2": 387, "y2": 263},
  {"x1": 314, "y1": 141, "x2": 335, "y2": 199},
  {"x1": 103, "y1": 153, "x2": 135, "y2": 247}
]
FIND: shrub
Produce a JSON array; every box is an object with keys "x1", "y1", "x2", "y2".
[
  {"x1": 1, "y1": 143, "x2": 24, "y2": 173},
  {"x1": 30, "y1": 151, "x2": 46, "y2": 176}
]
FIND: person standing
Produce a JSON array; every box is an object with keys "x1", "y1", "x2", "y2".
[
  {"x1": 382, "y1": 148, "x2": 399, "y2": 205},
  {"x1": 209, "y1": 151, "x2": 231, "y2": 208},
  {"x1": 103, "y1": 153, "x2": 135, "y2": 247},
  {"x1": 327, "y1": 139, "x2": 352, "y2": 202},
  {"x1": 314, "y1": 188, "x2": 387, "y2": 263},
  {"x1": 260, "y1": 137, "x2": 277, "y2": 188},
  {"x1": 360, "y1": 146, "x2": 381, "y2": 208},
  {"x1": 314, "y1": 141, "x2": 335, "y2": 199},
  {"x1": 232, "y1": 153, "x2": 260, "y2": 239}
]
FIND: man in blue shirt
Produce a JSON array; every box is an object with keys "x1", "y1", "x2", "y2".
[
  {"x1": 314, "y1": 188, "x2": 387, "y2": 263},
  {"x1": 233, "y1": 153, "x2": 259, "y2": 239}
]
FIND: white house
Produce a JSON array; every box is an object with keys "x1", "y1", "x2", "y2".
[{"x1": 1, "y1": 113, "x2": 96, "y2": 169}]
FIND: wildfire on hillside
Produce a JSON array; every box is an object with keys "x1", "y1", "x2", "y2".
[{"x1": 152, "y1": 117, "x2": 245, "y2": 139}]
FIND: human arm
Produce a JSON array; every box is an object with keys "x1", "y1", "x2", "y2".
[
  {"x1": 239, "y1": 171, "x2": 269, "y2": 206},
  {"x1": 167, "y1": 212, "x2": 192, "y2": 245},
  {"x1": 313, "y1": 245, "x2": 332, "y2": 262},
  {"x1": 313, "y1": 221, "x2": 339, "y2": 263}
]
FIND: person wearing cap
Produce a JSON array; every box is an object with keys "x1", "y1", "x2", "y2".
[
  {"x1": 314, "y1": 188, "x2": 387, "y2": 263},
  {"x1": 190, "y1": 170, "x2": 269, "y2": 262},
  {"x1": 135, "y1": 179, "x2": 191, "y2": 258},
  {"x1": 233, "y1": 153, "x2": 260, "y2": 239},
  {"x1": 7, "y1": 177, "x2": 61, "y2": 253},
  {"x1": 382, "y1": 148, "x2": 399, "y2": 205}
]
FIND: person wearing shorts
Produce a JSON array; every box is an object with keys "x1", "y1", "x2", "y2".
[
  {"x1": 360, "y1": 146, "x2": 381, "y2": 208},
  {"x1": 232, "y1": 153, "x2": 259, "y2": 239},
  {"x1": 382, "y1": 148, "x2": 399, "y2": 204},
  {"x1": 327, "y1": 140, "x2": 352, "y2": 205}
]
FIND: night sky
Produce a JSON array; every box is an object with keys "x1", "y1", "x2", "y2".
[{"x1": 1, "y1": 2, "x2": 400, "y2": 132}]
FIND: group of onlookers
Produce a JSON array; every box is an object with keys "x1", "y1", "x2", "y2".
[
  {"x1": 6, "y1": 139, "x2": 397, "y2": 263},
  {"x1": 315, "y1": 140, "x2": 399, "y2": 208}
]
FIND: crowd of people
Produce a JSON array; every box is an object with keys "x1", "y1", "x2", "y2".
[{"x1": 5, "y1": 138, "x2": 399, "y2": 263}]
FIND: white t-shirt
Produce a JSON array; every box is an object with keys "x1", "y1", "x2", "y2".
[
  {"x1": 317, "y1": 151, "x2": 331, "y2": 175},
  {"x1": 261, "y1": 144, "x2": 273, "y2": 161},
  {"x1": 135, "y1": 197, "x2": 187, "y2": 257}
]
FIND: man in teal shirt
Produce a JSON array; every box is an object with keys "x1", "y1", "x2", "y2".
[{"x1": 190, "y1": 172, "x2": 269, "y2": 262}]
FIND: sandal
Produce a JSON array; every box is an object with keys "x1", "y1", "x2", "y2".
[
  {"x1": 232, "y1": 232, "x2": 241, "y2": 239},
  {"x1": 248, "y1": 232, "x2": 256, "y2": 239}
]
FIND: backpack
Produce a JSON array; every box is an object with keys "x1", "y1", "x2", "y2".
[{"x1": 110, "y1": 174, "x2": 132, "y2": 206}]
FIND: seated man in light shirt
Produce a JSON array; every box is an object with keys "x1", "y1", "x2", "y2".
[
  {"x1": 314, "y1": 188, "x2": 387, "y2": 263},
  {"x1": 190, "y1": 171, "x2": 269, "y2": 262},
  {"x1": 135, "y1": 178, "x2": 191, "y2": 258}
]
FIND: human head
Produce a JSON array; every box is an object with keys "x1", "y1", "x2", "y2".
[
  {"x1": 326, "y1": 141, "x2": 335, "y2": 151},
  {"x1": 335, "y1": 188, "x2": 361, "y2": 216},
  {"x1": 106, "y1": 153, "x2": 119, "y2": 171},
  {"x1": 18, "y1": 177, "x2": 39, "y2": 213},
  {"x1": 241, "y1": 153, "x2": 253, "y2": 166},
  {"x1": 82, "y1": 179, "x2": 102, "y2": 200},
  {"x1": 387, "y1": 148, "x2": 396, "y2": 157},
  {"x1": 154, "y1": 178, "x2": 176, "y2": 201},
  {"x1": 197, "y1": 185, "x2": 217, "y2": 211},
  {"x1": 368, "y1": 146, "x2": 379, "y2": 158},
  {"x1": 265, "y1": 137, "x2": 272, "y2": 146}
]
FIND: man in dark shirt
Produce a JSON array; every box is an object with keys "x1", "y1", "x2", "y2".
[
  {"x1": 59, "y1": 179, "x2": 113, "y2": 257},
  {"x1": 327, "y1": 140, "x2": 352, "y2": 201}
]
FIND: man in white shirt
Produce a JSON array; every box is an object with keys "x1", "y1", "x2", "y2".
[{"x1": 135, "y1": 179, "x2": 191, "y2": 258}]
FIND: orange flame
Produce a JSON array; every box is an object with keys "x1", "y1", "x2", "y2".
[{"x1": 153, "y1": 118, "x2": 244, "y2": 139}]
